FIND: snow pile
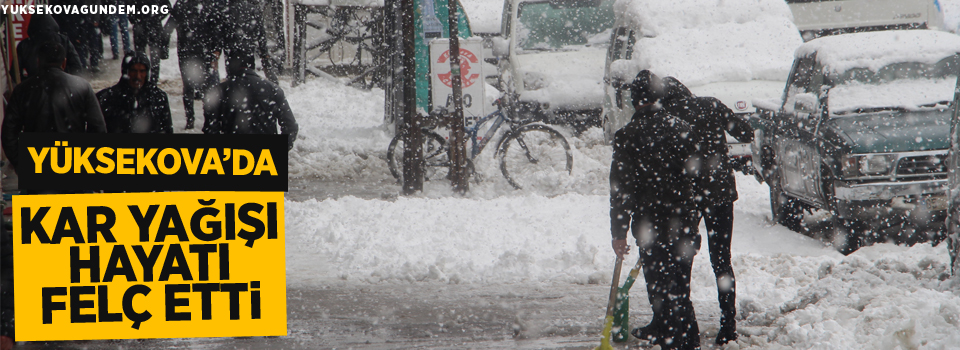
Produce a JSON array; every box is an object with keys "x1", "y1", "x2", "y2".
[
  {"x1": 609, "y1": 0, "x2": 801, "y2": 86},
  {"x1": 738, "y1": 244, "x2": 960, "y2": 350},
  {"x1": 287, "y1": 194, "x2": 611, "y2": 284},
  {"x1": 828, "y1": 78, "x2": 956, "y2": 114},
  {"x1": 283, "y1": 78, "x2": 394, "y2": 180},
  {"x1": 799, "y1": 30, "x2": 960, "y2": 75}
]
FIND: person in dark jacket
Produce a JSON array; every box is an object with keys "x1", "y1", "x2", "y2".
[
  {"x1": 610, "y1": 70, "x2": 700, "y2": 350},
  {"x1": 224, "y1": 0, "x2": 279, "y2": 84},
  {"x1": 165, "y1": 0, "x2": 226, "y2": 129},
  {"x1": 204, "y1": 52, "x2": 298, "y2": 150},
  {"x1": 12, "y1": 14, "x2": 83, "y2": 81},
  {"x1": 129, "y1": 0, "x2": 171, "y2": 84},
  {"x1": 103, "y1": 0, "x2": 133, "y2": 60},
  {"x1": 97, "y1": 52, "x2": 173, "y2": 134},
  {"x1": 2, "y1": 40, "x2": 107, "y2": 171},
  {"x1": 48, "y1": 0, "x2": 102, "y2": 72},
  {"x1": 661, "y1": 76, "x2": 752, "y2": 345}
]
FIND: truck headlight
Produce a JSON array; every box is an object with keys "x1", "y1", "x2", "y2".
[{"x1": 842, "y1": 154, "x2": 897, "y2": 177}]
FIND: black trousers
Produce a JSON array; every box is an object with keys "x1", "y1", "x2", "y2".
[
  {"x1": 178, "y1": 52, "x2": 220, "y2": 124},
  {"x1": 133, "y1": 31, "x2": 163, "y2": 85},
  {"x1": 634, "y1": 207, "x2": 701, "y2": 349},
  {"x1": 703, "y1": 202, "x2": 736, "y2": 328}
]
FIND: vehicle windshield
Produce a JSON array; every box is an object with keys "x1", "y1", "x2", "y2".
[
  {"x1": 826, "y1": 55, "x2": 960, "y2": 115},
  {"x1": 516, "y1": 0, "x2": 615, "y2": 53},
  {"x1": 829, "y1": 55, "x2": 960, "y2": 86}
]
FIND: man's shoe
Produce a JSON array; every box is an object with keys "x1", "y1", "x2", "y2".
[
  {"x1": 631, "y1": 324, "x2": 661, "y2": 343},
  {"x1": 185, "y1": 121, "x2": 195, "y2": 130},
  {"x1": 716, "y1": 324, "x2": 738, "y2": 345}
]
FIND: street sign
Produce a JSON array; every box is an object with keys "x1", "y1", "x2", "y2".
[{"x1": 429, "y1": 38, "x2": 485, "y2": 126}]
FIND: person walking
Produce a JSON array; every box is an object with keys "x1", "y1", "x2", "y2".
[
  {"x1": 104, "y1": 0, "x2": 133, "y2": 60},
  {"x1": 12, "y1": 14, "x2": 83, "y2": 81},
  {"x1": 165, "y1": 0, "x2": 226, "y2": 129},
  {"x1": 97, "y1": 52, "x2": 173, "y2": 134},
  {"x1": 129, "y1": 0, "x2": 171, "y2": 84},
  {"x1": 203, "y1": 52, "x2": 298, "y2": 150},
  {"x1": 661, "y1": 76, "x2": 752, "y2": 345},
  {"x1": 224, "y1": 0, "x2": 279, "y2": 84},
  {"x1": 610, "y1": 70, "x2": 701, "y2": 350},
  {"x1": 2, "y1": 40, "x2": 107, "y2": 172}
]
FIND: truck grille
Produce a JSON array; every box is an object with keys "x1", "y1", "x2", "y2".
[{"x1": 896, "y1": 154, "x2": 947, "y2": 175}]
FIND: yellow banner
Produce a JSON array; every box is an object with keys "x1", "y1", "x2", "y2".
[{"x1": 13, "y1": 192, "x2": 286, "y2": 341}]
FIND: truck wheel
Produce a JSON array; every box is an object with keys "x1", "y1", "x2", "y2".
[
  {"x1": 832, "y1": 216, "x2": 866, "y2": 255},
  {"x1": 823, "y1": 172, "x2": 867, "y2": 255},
  {"x1": 769, "y1": 169, "x2": 804, "y2": 231}
]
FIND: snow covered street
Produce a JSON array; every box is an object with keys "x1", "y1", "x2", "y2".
[
  {"x1": 272, "y1": 77, "x2": 960, "y2": 349},
  {"x1": 24, "y1": 7, "x2": 960, "y2": 347}
]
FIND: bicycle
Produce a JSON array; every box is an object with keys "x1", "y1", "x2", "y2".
[{"x1": 387, "y1": 96, "x2": 573, "y2": 190}]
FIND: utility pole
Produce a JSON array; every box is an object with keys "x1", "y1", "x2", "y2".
[
  {"x1": 401, "y1": 0, "x2": 424, "y2": 194},
  {"x1": 446, "y1": 0, "x2": 468, "y2": 193}
]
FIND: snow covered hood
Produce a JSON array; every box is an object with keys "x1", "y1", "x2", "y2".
[
  {"x1": 689, "y1": 80, "x2": 785, "y2": 114},
  {"x1": 829, "y1": 78, "x2": 956, "y2": 114},
  {"x1": 799, "y1": 30, "x2": 960, "y2": 74},
  {"x1": 516, "y1": 49, "x2": 607, "y2": 110},
  {"x1": 608, "y1": 0, "x2": 801, "y2": 86}
]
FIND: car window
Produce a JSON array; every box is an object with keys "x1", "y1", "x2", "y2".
[
  {"x1": 516, "y1": 0, "x2": 615, "y2": 52},
  {"x1": 792, "y1": 56, "x2": 816, "y2": 93},
  {"x1": 624, "y1": 30, "x2": 636, "y2": 59},
  {"x1": 609, "y1": 27, "x2": 626, "y2": 60}
]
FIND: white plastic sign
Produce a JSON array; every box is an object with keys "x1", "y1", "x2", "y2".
[{"x1": 430, "y1": 38, "x2": 487, "y2": 126}]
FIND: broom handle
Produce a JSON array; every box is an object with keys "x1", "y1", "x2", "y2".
[{"x1": 605, "y1": 256, "x2": 624, "y2": 317}]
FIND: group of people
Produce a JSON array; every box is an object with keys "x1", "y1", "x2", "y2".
[
  {"x1": 610, "y1": 70, "x2": 751, "y2": 349},
  {"x1": 0, "y1": 4, "x2": 298, "y2": 346},
  {"x1": 3, "y1": 3, "x2": 298, "y2": 168},
  {"x1": 11, "y1": 0, "x2": 282, "y2": 132}
]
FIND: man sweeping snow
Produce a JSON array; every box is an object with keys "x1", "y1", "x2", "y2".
[{"x1": 610, "y1": 70, "x2": 701, "y2": 349}]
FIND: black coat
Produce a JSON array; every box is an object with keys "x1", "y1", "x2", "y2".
[
  {"x1": 223, "y1": 0, "x2": 276, "y2": 82},
  {"x1": 610, "y1": 107, "x2": 697, "y2": 240},
  {"x1": 96, "y1": 54, "x2": 173, "y2": 134},
  {"x1": 13, "y1": 14, "x2": 83, "y2": 80},
  {"x1": 165, "y1": 0, "x2": 225, "y2": 55},
  {"x1": 203, "y1": 68, "x2": 298, "y2": 150},
  {"x1": 663, "y1": 95, "x2": 752, "y2": 206},
  {"x1": 129, "y1": 0, "x2": 170, "y2": 51},
  {"x1": 2, "y1": 67, "x2": 107, "y2": 169}
]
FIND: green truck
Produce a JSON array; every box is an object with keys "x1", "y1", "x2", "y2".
[{"x1": 750, "y1": 29, "x2": 960, "y2": 254}]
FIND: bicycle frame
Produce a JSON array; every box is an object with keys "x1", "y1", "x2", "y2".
[{"x1": 465, "y1": 108, "x2": 510, "y2": 160}]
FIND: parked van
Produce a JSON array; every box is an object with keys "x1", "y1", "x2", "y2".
[
  {"x1": 601, "y1": 0, "x2": 803, "y2": 153},
  {"x1": 492, "y1": 0, "x2": 616, "y2": 130},
  {"x1": 788, "y1": 0, "x2": 946, "y2": 41}
]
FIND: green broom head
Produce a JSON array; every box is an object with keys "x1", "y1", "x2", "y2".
[{"x1": 613, "y1": 266, "x2": 641, "y2": 343}]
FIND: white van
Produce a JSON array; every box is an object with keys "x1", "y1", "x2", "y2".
[
  {"x1": 492, "y1": 0, "x2": 616, "y2": 130},
  {"x1": 788, "y1": 0, "x2": 946, "y2": 41},
  {"x1": 601, "y1": 0, "x2": 803, "y2": 151}
]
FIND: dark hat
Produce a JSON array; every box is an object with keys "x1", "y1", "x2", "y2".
[
  {"x1": 121, "y1": 51, "x2": 151, "y2": 73},
  {"x1": 37, "y1": 39, "x2": 66, "y2": 67},
  {"x1": 630, "y1": 70, "x2": 664, "y2": 106},
  {"x1": 226, "y1": 51, "x2": 255, "y2": 74}
]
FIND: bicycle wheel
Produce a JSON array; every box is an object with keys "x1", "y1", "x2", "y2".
[
  {"x1": 387, "y1": 130, "x2": 448, "y2": 184},
  {"x1": 497, "y1": 124, "x2": 573, "y2": 190}
]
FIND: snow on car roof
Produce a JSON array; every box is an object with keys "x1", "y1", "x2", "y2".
[
  {"x1": 799, "y1": 30, "x2": 960, "y2": 74},
  {"x1": 611, "y1": 0, "x2": 801, "y2": 87}
]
